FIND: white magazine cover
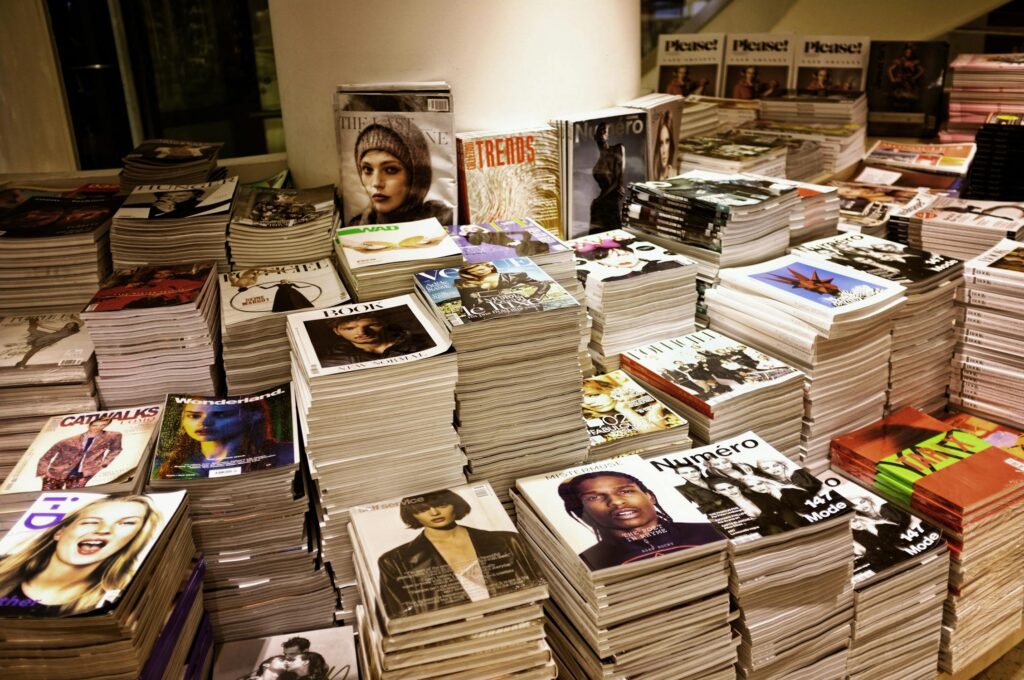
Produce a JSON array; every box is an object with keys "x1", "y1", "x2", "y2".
[
  {"x1": 620, "y1": 329, "x2": 802, "y2": 418},
  {"x1": 965, "y1": 238, "x2": 1024, "y2": 285},
  {"x1": 212, "y1": 626, "x2": 357, "y2": 680},
  {"x1": 657, "y1": 33, "x2": 726, "y2": 98},
  {"x1": 114, "y1": 177, "x2": 239, "y2": 220},
  {"x1": 218, "y1": 259, "x2": 350, "y2": 327},
  {"x1": 349, "y1": 482, "x2": 543, "y2": 621},
  {"x1": 0, "y1": 490, "x2": 186, "y2": 617},
  {"x1": 334, "y1": 84, "x2": 457, "y2": 227},
  {"x1": 791, "y1": 35, "x2": 870, "y2": 95},
  {"x1": 335, "y1": 217, "x2": 460, "y2": 270},
  {"x1": 721, "y1": 33, "x2": 795, "y2": 100},
  {"x1": 643, "y1": 432, "x2": 852, "y2": 543},
  {"x1": 718, "y1": 253, "x2": 905, "y2": 320},
  {"x1": 516, "y1": 455, "x2": 725, "y2": 572},
  {"x1": 287, "y1": 294, "x2": 451, "y2": 377},
  {"x1": 908, "y1": 198, "x2": 1024, "y2": 237},
  {"x1": 817, "y1": 470, "x2": 944, "y2": 586},
  {"x1": 0, "y1": 314, "x2": 92, "y2": 369},
  {"x1": 792, "y1": 232, "x2": 961, "y2": 285},
  {"x1": 569, "y1": 229, "x2": 696, "y2": 287},
  {"x1": 1, "y1": 404, "x2": 161, "y2": 494}
]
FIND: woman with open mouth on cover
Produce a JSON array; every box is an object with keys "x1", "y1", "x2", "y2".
[{"x1": 0, "y1": 495, "x2": 161, "y2": 616}]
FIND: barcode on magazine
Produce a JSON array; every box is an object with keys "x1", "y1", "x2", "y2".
[
  {"x1": 428, "y1": 98, "x2": 450, "y2": 112},
  {"x1": 472, "y1": 484, "x2": 491, "y2": 498},
  {"x1": 58, "y1": 350, "x2": 86, "y2": 366},
  {"x1": 209, "y1": 467, "x2": 243, "y2": 478}
]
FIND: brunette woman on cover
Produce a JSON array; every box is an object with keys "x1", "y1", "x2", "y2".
[
  {"x1": 0, "y1": 495, "x2": 162, "y2": 616},
  {"x1": 376, "y1": 489, "x2": 539, "y2": 619},
  {"x1": 348, "y1": 120, "x2": 453, "y2": 226},
  {"x1": 653, "y1": 110, "x2": 677, "y2": 181},
  {"x1": 155, "y1": 400, "x2": 293, "y2": 479},
  {"x1": 454, "y1": 262, "x2": 551, "y2": 309}
]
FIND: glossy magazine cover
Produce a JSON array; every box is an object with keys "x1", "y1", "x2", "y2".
[
  {"x1": 115, "y1": 178, "x2": 238, "y2": 220},
  {"x1": 83, "y1": 263, "x2": 213, "y2": 313},
  {"x1": 219, "y1": 260, "x2": 349, "y2": 327},
  {"x1": 447, "y1": 217, "x2": 569, "y2": 264},
  {"x1": 0, "y1": 314, "x2": 92, "y2": 369},
  {"x1": 0, "y1": 195, "x2": 122, "y2": 238},
  {"x1": 583, "y1": 371, "x2": 687, "y2": 447}
]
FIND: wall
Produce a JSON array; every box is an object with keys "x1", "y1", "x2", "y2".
[
  {"x1": 0, "y1": 0, "x2": 77, "y2": 173},
  {"x1": 269, "y1": 0, "x2": 641, "y2": 188}
]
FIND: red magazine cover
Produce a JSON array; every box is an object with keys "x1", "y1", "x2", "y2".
[{"x1": 84, "y1": 263, "x2": 213, "y2": 312}]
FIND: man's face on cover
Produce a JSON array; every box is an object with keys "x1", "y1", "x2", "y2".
[
  {"x1": 576, "y1": 475, "x2": 658, "y2": 534},
  {"x1": 332, "y1": 317, "x2": 383, "y2": 345},
  {"x1": 744, "y1": 67, "x2": 757, "y2": 83}
]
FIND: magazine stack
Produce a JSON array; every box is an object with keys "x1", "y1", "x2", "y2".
[
  {"x1": 832, "y1": 182, "x2": 935, "y2": 239},
  {"x1": 677, "y1": 131, "x2": 787, "y2": 176},
  {"x1": 139, "y1": 558, "x2": 209, "y2": 680},
  {"x1": 965, "y1": 113, "x2": 1024, "y2": 201},
  {"x1": 120, "y1": 139, "x2": 223, "y2": 190},
  {"x1": 80, "y1": 263, "x2": 220, "y2": 407},
  {"x1": 0, "y1": 314, "x2": 97, "y2": 481},
  {"x1": 679, "y1": 97, "x2": 720, "y2": 139},
  {"x1": 448, "y1": 218, "x2": 593, "y2": 376},
  {"x1": 0, "y1": 195, "x2": 122, "y2": 313},
  {"x1": 218, "y1": 260, "x2": 349, "y2": 394},
  {"x1": 416, "y1": 258, "x2": 588, "y2": 501},
  {"x1": 622, "y1": 170, "x2": 798, "y2": 282},
  {"x1": 794, "y1": 232, "x2": 962, "y2": 414},
  {"x1": 620, "y1": 92, "x2": 686, "y2": 182},
  {"x1": 568, "y1": 229, "x2": 698, "y2": 372},
  {"x1": 831, "y1": 407, "x2": 1024, "y2": 675},
  {"x1": 739, "y1": 119, "x2": 866, "y2": 176},
  {"x1": 645, "y1": 434, "x2": 856, "y2": 680},
  {"x1": 211, "y1": 626, "x2": 358, "y2": 680},
  {"x1": 148, "y1": 384, "x2": 336, "y2": 641},
  {"x1": 456, "y1": 127, "x2": 563, "y2": 239},
  {"x1": 350, "y1": 482, "x2": 555, "y2": 679},
  {"x1": 780, "y1": 139, "x2": 825, "y2": 182},
  {"x1": 286, "y1": 295, "x2": 464, "y2": 586},
  {"x1": 942, "y1": 411, "x2": 1024, "y2": 458},
  {"x1": 747, "y1": 175, "x2": 839, "y2": 244},
  {"x1": 818, "y1": 471, "x2": 948, "y2": 680},
  {"x1": 896, "y1": 196, "x2": 1024, "y2": 262},
  {"x1": 334, "y1": 217, "x2": 462, "y2": 301},
  {"x1": 552, "y1": 107, "x2": 648, "y2": 239},
  {"x1": 0, "y1": 489, "x2": 194, "y2": 679},
  {"x1": 707, "y1": 254, "x2": 906, "y2": 472},
  {"x1": 862, "y1": 141, "x2": 976, "y2": 192},
  {"x1": 0, "y1": 403, "x2": 161, "y2": 519},
  {"x1": 583, "y1": 371, "x2": 691, "y2": 460},
  {"x1": 950, "y1": 239, "x2": 1024, "y2": 427},
  {"x1": 513, "y1": 456, "x2": 734, "y2": 680},
  {"x1": 111, "y1": 178, "x2": 238, "y2": 273},
  {"x1": 621, "y1": 329, "x2": 804, "y2": 455},
  {"x1": 945, "y1": 53, "x2": 1024, "y2": 142},
  {"x1": 760, "y1": 93, "x2": 869, "y2": 126},
  {"x1": 226, "y1": 185, "x2": 337, "y2": 269}
]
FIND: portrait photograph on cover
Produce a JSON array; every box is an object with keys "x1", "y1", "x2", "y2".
[
  {"x1": 302, "y1": 304, "x2": 437, "y2": 370},
  {"x1": 212, "y1": 626, "x2": 357, "y2": 680}
]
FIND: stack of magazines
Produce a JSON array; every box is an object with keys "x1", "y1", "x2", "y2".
[
  {"x1": 141, "y1": 558, "x2": 209, "y2": 680},
  {"x1": 621, "y1": 329, "x2": 804, "y2": 455},
  {"x1": 350, "y1": 482, "x2": 555, "y2": 679},
  {"x1": 0, "y1": 490, "x2": 194, "y2": 679},
  {"x1": 945, "y1": 54, "x2": 1024, "y2": 142},
  {"x1": 569, "y1": 229, "x2": 698, "y2": 372},
  {"x1": 0, "y1": 195, "x2": 122, "y2": 313},
  {"x1": 218, "y1": 260, "x2": 349, "y2": 394},
  {"x1": 832, "y1": 181, "x2": 935, "y2": 239},
  {"x1": 415, "y1": 258, "x2": 589, "y2": 501},
  {"x1": 707, "y1": 254, "x2": 906, "y2": 472},
  {"x1": 831, "y1": 407, "x2": 1024, "y2": 675},
  {"x1": 111, "y1": 178, "x2": 238, "y2": 273},
  {"x1": 513, "y1": 456, "x2": 735, "y2": 680},
  {"x1": 286, "y1": 295, "x2": 464, "y2": 584},
  {"x1": 747, "y1": 174, "x2": 839, "y2": 244},
  {"x1": 226, "y1": 185, "x2": 337, "y2": 269},
  {"x1": 646, "y1": 434, "x2": 856, "y2": 680},
  {"x1": 781, "y1": 139, "x2": 825, "y2": 181},
  {"x1": 447, "y1": 217, "x2": 593, "y2": 377},
  {"x1": 0, "y1": 403, "x2": 161, "y2": 519},
  {"x1": 148, "y1": 385, "x2": 336, "y2": 641},
  {"x1": 677, "y1": 131, "x2": 787, "y2": 176},
  {"x1": 211, "y1": 626, "x2": 358, "y2": 680},
  {"x1": 679, "y1": 97, "x2": 720, "y2": 139},
  {"x1": 895, "y1": 196, "x2": 1024, "y2": 262},
  {"x1": 623, "y1": 170, "x2": 798, "y2": 281},
  {"x1": 950, "y1": 239, "x2": 1024, "y2": 427},
  {"x1": 740, "y1": 119, "x2": 866, "y2": 176},
  {"x1": 80, "y1": 263, "x2": 220, "y2": 407},
  {"x1": 120, "y1": 139, "x2": 223, "y2": 191},
  {"x1": 965, "y1": 113, "x2": 1024, "y2": 201},
  {"x1": 582, "y1": 370, "x2": 692, "y2": 460},
  {"x1": 760, "y1": 92, "x2": 869, "y2": 126},
  {"x1": 794, "y1": 232, "x2": 963, "y2": 414},
  {"x1": 335, "y1": 217, "x2": 462, "y2": 301},
  {"x1": 819, "y1": 471, "x2": 948, "y2": 680},
  {"x1": 0, "y1": 314, "x2": 97, "y2": 481}
]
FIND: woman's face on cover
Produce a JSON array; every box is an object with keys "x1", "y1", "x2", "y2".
[
  {"x1": 576, "y1": 476, "x2": 657, "y2": 532},
  {"x1": 412, "y1": 503, "x2": 456, "y2": 529},
  {"x1": 181, "y1": 404, "x2": 247, "y2": 443},
  {"x1": 708, "y1": 457, "x2": 731, "y2": 472},
  {"x1": 53, "y1": 500, "x2": 146, "y2": 568},
  {"x1": 852, "y1": 496, "x2": 876, "y2": 516},
  {"x1": 712, "y1": 481, "x2": 741, "y2": 499},
  {"x1": 359, "y1": 150, "x2": 410, "y2": 215},
  {"x1": 759, "y1": 461, "x2": 786, "y2": 479},
  {"x1": 601, "y1": 248, "x2": 639, "y2": 269},
  {"x1": 658, "y1": 123, "x2": 672, "y2": 167},
  {"x1": 677, "y1": 466, "x2": 702, "y2": 484},
  {"x1": 582, "y1": 384, "x2": 614, "y2": 412},
  {"x1": 745, "y1": 478, "x2": 770, "y2": 494}
]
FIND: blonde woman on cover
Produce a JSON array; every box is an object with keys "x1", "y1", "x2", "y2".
[
  {"x1": 0, "y1": 495, "x2": 161, "y2": 616},
  {"x1": 582, "y1": 373, "x2": 678, "y2": 434}
]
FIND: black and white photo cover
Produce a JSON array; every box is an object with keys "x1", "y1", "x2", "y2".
[{"x1": 211, "y1": 626, "x2": 357, "y2": 680}]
